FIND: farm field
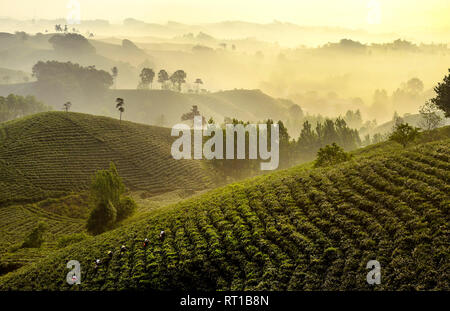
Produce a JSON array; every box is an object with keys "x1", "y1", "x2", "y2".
[
  {"x1": 0, "y1": 131, "x2": 448, "y2": 290},
  {"x1": 0, "y1": 111, "x2": 214, "y2": 206}
]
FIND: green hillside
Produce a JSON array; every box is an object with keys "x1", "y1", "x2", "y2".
[
  {"x1": 1, "y1": 134, "x2": 448, "y2": 290},
  {"x1": 0, "y1": 111, "x2": 213, "y2": 206}
]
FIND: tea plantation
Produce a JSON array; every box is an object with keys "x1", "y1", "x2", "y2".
[
  {"x1": 0, "y1": 111, "x2": 214, "y2": 206},
  {"x1": 0, "y1": 136, "x2": 448, "y2": 290}
]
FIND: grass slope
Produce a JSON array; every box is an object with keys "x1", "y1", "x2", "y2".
[
  {"x1": 1, "y1": 135, "x2": 448, "y2": 290},
  {"x1": 0, "y1": 111, "x2": 213, "y2": 206}
]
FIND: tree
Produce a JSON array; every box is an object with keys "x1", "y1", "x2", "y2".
[
  {"x1": 55, "y1": 24, "x2": 62, "y2": 32},
  {"x1": 86, "y1": 200, "x2": 117, "y2": 235},
  {"x1": 194, "y1": 78, "x2": 203, "y2": 93},
  {"x1": 430, "y1": 69, "x2": 450, "y2": 117},
  {"x1": 314, "y1": 143, "x2": 352, "y2": 168},
  {"x1": 170, "y1": 70, "x2": 187, "y2": 92},
  {"x1": 419, "y1": 101, "x2": 442, "y2": 131},
  {"x1": 182, "y1": 105, "x2": 201, "y2": 121},
  {"x1": 389, "y1": 123, "x2": 420, "y2": 148},
  {"x1": 116, "y1": 98, "x2": 125, "y2": 122},
  {"x1": 158, "y1": 70, "x2": 170, "y2": 89},
  {"x1": 116, "y1": 197, "x2": 137, "y2": 222},
  {"x1": 138, "y1": 68, "x2": 155, "y2": 89},
  {"x1": 63, "y1": 101, "x2": 72, "y2": 112},
  {"x1": 111, "y1": 67, "x2": 118, "y2": 89},
  {"x1": 86, "y1": 162, "x2": 135, "y2": 234},
  {"x1": 21, "y1": 222, "x2": 47, "y2": 248},
  {"x1": 31, "y1": 61, "x2": 113, "y2": 108}
]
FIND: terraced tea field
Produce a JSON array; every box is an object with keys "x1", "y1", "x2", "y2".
[
  {"x1": 1, "y1": 137, "x2": 448, "y2": 290},
  {"x1": 0, "y1": 111, "x2": 214, "y2": 206}
]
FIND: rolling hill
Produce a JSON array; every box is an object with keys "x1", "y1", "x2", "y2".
[
  {"x1": 0, "y1": 111, "x2": 214, "y2": 206},
  {"x1": 0, "y1": 130, "x2": 448, "y2": 290}
]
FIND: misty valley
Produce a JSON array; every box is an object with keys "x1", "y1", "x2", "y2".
[{"x1": 0, "y1": 0, "x2": 448, "y2": 299}]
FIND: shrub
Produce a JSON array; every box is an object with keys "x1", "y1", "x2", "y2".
[
  {"x1": 116, "y1": 196, "x2": 137, "y2": 222},
  {"x1": 314, "y1": 143, "x2": 352, "y2": 168},
  {"x1": 86, "y1": 200, "x2": 117, "y2": 235},
  {"x1": 21, "y1": 222, "x2": 48, "y2": 248}
]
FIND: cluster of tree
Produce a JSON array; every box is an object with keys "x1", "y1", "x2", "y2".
[
  {"x1": 294, "y1": 118, "x2": 361, "y2": 163},
  {"x1": 0, "y1": 94, "x2": 51, "y2": 122},
  {"x1": 137, "y1": 68, "x2": 203, "y2": 93},
  {"x1": 86, "y1": 163, "x2": 137, "y2": 235},
  {"x1": 182, "y1": 105, "x2": 360, "y2": 180},
  {"x1": 32, "y1": 61, "x2": 113, "y2": 107}
]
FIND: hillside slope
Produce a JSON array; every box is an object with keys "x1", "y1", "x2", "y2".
[
  {"x1": 102, "y1": 89, "x2": 294, "y2": 126},
  {"x1": 0, "y1": 111, "x2": 213, "y2": 206},
  {"x1": 1, "y1": 137, "x2": 448, "y2": 290}
]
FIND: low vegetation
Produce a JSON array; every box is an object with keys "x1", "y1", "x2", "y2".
[{"x1": 0, "y1": 131, "x2": 448, "y2": 290}]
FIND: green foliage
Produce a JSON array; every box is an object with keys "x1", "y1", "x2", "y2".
[
  {"x1": 87, "y1": 162, "x2": 131, "y2": 234},
  {"x1": 431, "y1": 68, "x2": 450, "y2": 117},
  {"x1": 1, "y1": 138, "x2": 448, "y2": 290},
  {"x1": 21, "y1": 222, "x2": 47, "y2": 248},
  {"x1": 116, "y1": 196, "x2": 137, "y2": 222},
  {"x1": 86, "y1": 200, "x2": 117, "y2": 235},
  {"x1": 314, "y1": 143, "x2": 352, "y2": 168},
  {"x1": 0, "y1": 112, "x2": 213, "y2": 206},
  {"x1": 389, "y1": 123, "x2": 420, "y2": 148},
  {"x1": 296, "y1": 118, "x2": 361, "y2": 163},
  {"x1": 90, "y1": 162, "x2": 125, "y2": 207},
  {"x1": 57, "y1": 233, "x2": 89, "y2": 249},
  {"x1": 0, "y1": 94, "x2": 51, "y2": 122}
]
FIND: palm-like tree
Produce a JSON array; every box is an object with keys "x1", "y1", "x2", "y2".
[
  {"x1": 116, "y1": 98, "x2": 125, "y2": 122},
  {"x1": 63, "y1": 101, "x2": 72, "y2": 112}
]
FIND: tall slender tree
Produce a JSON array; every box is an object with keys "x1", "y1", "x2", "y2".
[{"x1": 116, "y1": 98, "x2": 125, "y2": 122}]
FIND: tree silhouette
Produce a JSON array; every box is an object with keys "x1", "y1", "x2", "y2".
[
  {"x1": 116, "y1": 98, "x2": 125, "y2": 122},
  {"x1": 111, "y1": 67, "x2": 118, "y2": 89},
  {"x1": 194, "y1": 78, "x2": 203, "y2": 93},
  {"x1": 170, "y1": 70, "x2": 187, "y2": 92},
  {"x1": 63, "y1": 101, "x2": 72, "y2": 112},
  {"x1": 55, "y1": 24, "x2": 62, "y2": 32},
  {"x1": 138, "y1": 68, "x2": 155, "y2": 89},
  {"x1": 431, "y1": 68, "x2": 450, "y2": 117},
  {"x1": 389, "y1": 123, "x2": 420, "y2": 148},
  {"x1": 181, "y1": 105, "x2": 205, "y2": 125},
  {"x1": 158, "y1": 70, "x2": 169, "y2": 89}
]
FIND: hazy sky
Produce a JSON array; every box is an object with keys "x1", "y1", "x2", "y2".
[{"x1": 1, "y1": 0, "x2": 449, "y2": 31}]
